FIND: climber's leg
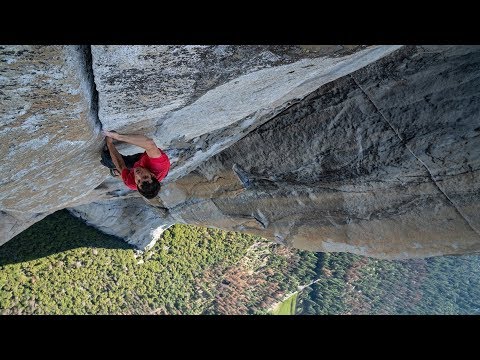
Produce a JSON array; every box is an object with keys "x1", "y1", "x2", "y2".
[
  {"x1": 100, "y1": 145, "x2": 116, "y2": 169},
  {"x1": 122, "y1": 153, "x2": 143, "y2": 168},
  {"x1": 100, "y1": 144, "x2": 143, "y2": 176}
]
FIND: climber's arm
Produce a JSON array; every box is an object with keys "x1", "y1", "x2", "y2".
[
  {"x1": 103, "y1": 131, "x2": 162, "y2": 158},
  {"x1": 106, "y1": 137, "x2": 127, "y2": 173}
]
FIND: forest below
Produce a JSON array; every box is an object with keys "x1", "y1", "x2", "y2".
[{"x1": 1, "y1": 210, "x2": 479, "y2": 315}]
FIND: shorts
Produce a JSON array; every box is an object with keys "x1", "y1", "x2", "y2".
[{"x1": 100, "y1": 145, "x2": 143, "y2": 170}]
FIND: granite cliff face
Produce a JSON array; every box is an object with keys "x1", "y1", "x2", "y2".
[
  {"x1": 0, "y1": 46, "x2": 103, "y2": 242},
  {"x1": 1, "y1": 45, "x2": 479, "y2": 259}
]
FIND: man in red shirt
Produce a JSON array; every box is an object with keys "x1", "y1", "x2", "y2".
[{"x1": 100, "y1": 130, "x2": 170, "y2": 199}]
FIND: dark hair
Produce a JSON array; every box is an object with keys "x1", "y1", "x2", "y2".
[{"x1": 137, "y1": 175, "x2": 161, "y2": 199}]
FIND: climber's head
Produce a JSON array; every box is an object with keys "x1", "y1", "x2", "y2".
[{"x1": 134, "y1": 167, "x2": 161, "y2": 199}]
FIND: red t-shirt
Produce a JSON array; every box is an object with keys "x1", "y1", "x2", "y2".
[{"x1": 121, "y1": 148, "x2": 170, "y2": 190}]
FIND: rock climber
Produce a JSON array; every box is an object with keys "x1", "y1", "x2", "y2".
[{"x1": 100, "y1": 130, "x2": 170, "y2": 199}]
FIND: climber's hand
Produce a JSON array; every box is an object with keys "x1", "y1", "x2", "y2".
[{"x1": 102, "y1": 130, "x2": 120, "y2": 140}]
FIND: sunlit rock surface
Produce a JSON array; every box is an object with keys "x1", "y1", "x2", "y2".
[{"x1": 1, "y1": 45, "x2": 479, "y2": 259}]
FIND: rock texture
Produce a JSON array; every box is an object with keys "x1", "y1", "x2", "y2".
[
  {"x1": 91, "y1": 45, "x2": 400, "y2": 180},
  {"x1": 154, "y1": 46, "x2": 480, "y2": 259},
  {"x1": 0, "y1": 45, "x2": 104, "y2": 245},
  {"x1": 0, "y1": 211, "x2": 51, "y2": 246},
  {"x1": 1, "y1": 45, "x2": 479, "y2": 259},
  {"x1": 0, "y1": 46, "x2": 103, "y2": 212},
  {"x1": 69, "y1": 197, "x2": 174, "y2": 250}
]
